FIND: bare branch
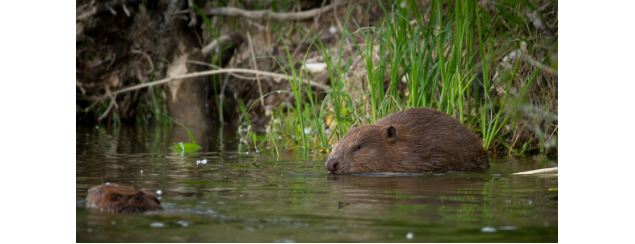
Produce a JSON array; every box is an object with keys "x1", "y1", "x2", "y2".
[
  {"x1": 203, "y1": 0, "x2": 350, "y2": 21},
  {"x1": 201, "y1": 34, "x2": 233, "y2": 55},
  {"x1": 94, "y1": 68, "x2": 330, "y2": 102},
  {"x1": 513, "y1": 167, "x2": 558, "y2": 175}
]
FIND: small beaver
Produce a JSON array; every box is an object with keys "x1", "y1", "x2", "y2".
[
  {"x1": 85, "y1": 183, "x2": 161, "y2": 213},
  {"x1": 325, "y1": 108, "x2": 489, "y2": 174}
]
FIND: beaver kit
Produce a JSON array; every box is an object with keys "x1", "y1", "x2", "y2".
[
  {"x1": 85, "y1": 183, "x2": 161, "y2": 213},
  {"x1": 325, "y1": 108, "x2": 489, "y2": 174}
]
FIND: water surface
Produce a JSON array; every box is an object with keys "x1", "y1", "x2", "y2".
[{"x1": 76, "y1": 126, "x2": 557, "y2": 242}]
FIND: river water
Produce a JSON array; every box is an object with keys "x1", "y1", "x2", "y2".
[{"x1": 76, "y1": 126, "x2": 557, "y2": 242}]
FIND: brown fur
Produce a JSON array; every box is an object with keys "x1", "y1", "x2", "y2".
[
  {"x1": 325, "y1": 108, "x2": 489, "y2": 174},
  {"x1": 85, "y1": 183, "x2": 161, "y2": 213}
]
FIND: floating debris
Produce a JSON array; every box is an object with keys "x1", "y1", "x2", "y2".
[
  {"x1": 513, "y1": 167, "x2": 557, "y2": 175},
  {"x1": 176, "y1": 220, "x2": 190, "y2": 227},
  {"x1": 150, "y1": 222, "x2": 165, "y2": 228},
  {"x1": 481, "y1": 226, "x2": 497, "y2": 233},
  {"x1": 406, "y1": 232, "x2": 414, "y2": 240},
  {"x1": 196, "y1": 159, "x2": 208, "y2": 166},
  {"x1": 499, "y1": 225, "x2": 517, "y2": 231}
]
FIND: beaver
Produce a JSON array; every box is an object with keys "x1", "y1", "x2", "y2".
[
  {"x1": 85, "y1": 183, "x2": 161, "y2": 213},
  {"x1": 325, "y1": 108, "x2": 489, "y2": 174}
]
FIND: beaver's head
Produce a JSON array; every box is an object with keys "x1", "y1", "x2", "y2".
[
  {"x1": 86, "y1": 183, "x2": 161, "y2": 213},
  {"x1": 325, "y1": 125, "x2": 401, "y2": 174}
]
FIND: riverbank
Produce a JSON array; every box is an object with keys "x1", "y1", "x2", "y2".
[{"x1": 76, "y1": 0, "x2": 557, "y2": 158}]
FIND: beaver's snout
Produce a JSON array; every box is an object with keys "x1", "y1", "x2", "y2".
[{"x1": 325, "y1": 158, "x2": 340, "y2": 173}]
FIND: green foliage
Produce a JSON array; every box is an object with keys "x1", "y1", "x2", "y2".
[
  {"x1": 165, "y1": 114, "x2": 201, "y2": 155},
  {"x1": 171, "y1": 142, "x2": 202, "y2": 156},
  {"x1": 238, "y1": 0, "x2": 557, "y2": 157}
]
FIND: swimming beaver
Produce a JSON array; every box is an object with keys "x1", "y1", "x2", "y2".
[
  {"x1": 85, "y1": 183, "x2": 161, "y2": 213},
  {"x1": 325, "y1": 108, "x2": 489, "y2": 174}
]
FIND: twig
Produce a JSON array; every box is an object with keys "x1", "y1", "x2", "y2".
[
  {"x1": 201, "y1": 34, "x2": 233, "y2": 55},
  {"x1": 245, "y1": 19, "x2": 265, "y2": 31},
  {"x1": 131, "y1": 49, "x2": 154, "y2": 73},
  {"x1": 291, "y1": 0, "x2": 326, "y2": 58},
  {"x1": 203, "y1": 0, "x2": 350, "y2": 21},
  {"x1": 218, "y1": 73, "x2": 230, "y2": 124},
  {"x1": 122, "y1": 2, "x2": 131, "y2": 17},
  {"x1": 187, "y1": 60, "x2": 259, "y2": 80},
  {"x1": 77, "y1": 0, "x2": 141, "y2": 21},
  {"x1": 187, "y1": 0, "x2": 197, "y2": 27},
  {"x1": 76, "y1": 80, "x2": 86, "y2": 95},
  {"x1": 516, "y1": 42, "x2": 557, "y2": 76},
  {"x1": 247, "y1": 32, "x2": 266, "y2": 109},
  {"x1": 107, "y1": 6, "x2": 117, "y2": 15},
  {"x1": 93, "y1": 68, "x2": 330, "y2": 102},
  {"x1": 520, "y1": 53, "x2": 558, "y2": 76},
  {"x1": 98, "y1": 88, "x2": 118, "y2": 121},
  {"x1": 98, "y1": 100, "x2": 115, "y2": 121},
  {"x1": 513, "y1": 167, "x2": 558, "y2": 175}
]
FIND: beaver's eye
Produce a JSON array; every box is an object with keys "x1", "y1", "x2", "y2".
[
  {"x1": 355, "y1": 144, "x2": 362, "y2": 151},
  {"x1": 110, "y1": 193, "x2": 123, "y2": 201}
]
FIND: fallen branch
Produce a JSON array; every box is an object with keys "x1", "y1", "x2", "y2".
[
  {"x1": 513, "y1": 167, "x2": 558, "y2": 175},
  {"x1": 203, "y1": 0, "x2": 350, "y2": 21},
  {"x1": 94, "y1": 68, "x2": 330, "y2": 102}
]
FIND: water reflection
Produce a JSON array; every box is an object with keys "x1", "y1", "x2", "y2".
[{"x1": 77, "y1": 126, "x2": 557, "y2": 242}]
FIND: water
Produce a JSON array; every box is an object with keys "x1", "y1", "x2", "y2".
[{"x1": 76, "y1": 126, "x2": 557, "y2": 242}]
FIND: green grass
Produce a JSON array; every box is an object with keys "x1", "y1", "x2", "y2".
[{"x1": 235, "y1": 0, "x2": 557, "y2": 157}]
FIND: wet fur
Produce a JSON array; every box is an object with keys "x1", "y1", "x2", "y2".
[
  {"x1": 326, "y1": 108, "x2": 489, "y2": 174},
  {"x1": 85, "y1": 183, "x2": 161, "y2": 213}
]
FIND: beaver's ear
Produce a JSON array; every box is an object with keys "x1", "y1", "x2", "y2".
[{"x1": 385, "y1": 125, "x2": 397, "y2": 141}]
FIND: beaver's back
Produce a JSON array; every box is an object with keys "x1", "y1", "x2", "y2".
[
  {"x1": 375, "y1": 108, "x2": 488, "y2": 171},
  {"x1": 86, "y1": 183, "x2": 161, "y2": 213}
]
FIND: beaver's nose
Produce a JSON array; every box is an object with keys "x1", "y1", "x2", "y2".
[{"x1": 325, "y1": 158, "x2": 340, "y2": 172}]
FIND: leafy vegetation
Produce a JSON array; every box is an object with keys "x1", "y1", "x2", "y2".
[
  {"x1": 238, "y1": 0, "x2": 557, "y2": 157},
  {"x1": 79, "y1": 0, "x2": 557, "y2": 158}
]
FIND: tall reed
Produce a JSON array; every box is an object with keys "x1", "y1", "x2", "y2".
[{"x1": 237, "y1": 0, "x2": 556, "y2": 157}]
